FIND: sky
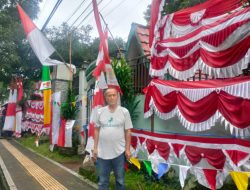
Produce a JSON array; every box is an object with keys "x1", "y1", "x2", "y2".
[{"x1": 34, "y1": 0, "x2": 151, "y2": 40}]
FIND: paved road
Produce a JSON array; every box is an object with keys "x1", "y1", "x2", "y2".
[{"x1": 0, "y1": 139, "x2": 97, "y2": 190}]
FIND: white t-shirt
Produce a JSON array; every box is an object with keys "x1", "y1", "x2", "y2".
[{"x1": 94, "y1": 106, "x2": 133, "y2": 159}]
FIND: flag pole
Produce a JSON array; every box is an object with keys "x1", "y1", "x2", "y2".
[
  {"x1": 99, "y1": 13, "x2": 122, "y2": 55},
  {"x1": 68, "y1": 32, "x2": 73, "y2": 89}
]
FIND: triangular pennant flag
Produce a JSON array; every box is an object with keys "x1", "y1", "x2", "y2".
[
  {"x1": 225, "y1": 150, "x2": 249, "y2": 166},
  {"x1": 157, "y1": 163, "x2": 169, "y2": 179},
  {"x1": 172, "y1": 143, "x2": 184, "y2": 158},
  {"x1": 230, "y1": 171, "x2": 250, "y2": 190},
  {"x1": 143, "y1": 160, "x2": 152, "y2": 176},
  {"x1": 130, "y1": 157, "x2": 141, "y2": 170},
  {"x1": 203, "y1": 169, "x2": 217, "y2": 190},
  {"x1": 17, "y1": 3, "x2": 63, "y2": 66},
  {"x1": 179, "y1": 165, "x2": 190, "y2": 188}
]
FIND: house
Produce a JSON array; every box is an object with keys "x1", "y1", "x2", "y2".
[{"x1": 126, "y1": 23, "x2": 151, "y2": 94}]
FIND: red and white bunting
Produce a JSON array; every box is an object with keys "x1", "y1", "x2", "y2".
[{"x1": 150, "y1": 0, "x2": 249, "y2": 79}]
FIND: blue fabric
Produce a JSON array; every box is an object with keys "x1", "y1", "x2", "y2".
[{"x1": 97, "y1": 152, "x2": 125, "y2": 190}]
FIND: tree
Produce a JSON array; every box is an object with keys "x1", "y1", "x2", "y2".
[
  {"x1": 0, "y1": 0, "x2": 41, "y2": 102},
  {"x1": 111, "y1": 58, "x2": 140, "y2": 122}
]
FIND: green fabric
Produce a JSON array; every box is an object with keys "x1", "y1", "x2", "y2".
[
  {"x1": 40, "y1": 66, "x2": 51, "y2": 90},
  {"x1": 143, "y1": 160, "x2": 152, "y2": 176},
  {"x1": 42, "y1": 66, "x2": 50, "y2": 82}
]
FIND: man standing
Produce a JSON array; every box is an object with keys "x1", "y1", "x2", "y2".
[{"x1": 92, "y1": 88, "x2": 133, "y2": 190}]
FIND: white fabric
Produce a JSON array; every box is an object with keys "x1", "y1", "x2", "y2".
[
  {"x1": 43, "y1": 58, "x2": 64, "y2": 66},
  {"x1": 64, "y1": 120, "x2": 75, "y2": 147},
  {"x1": 94, "y1": 106, "x2": 133, "y2": 159},
  {"x1": 155, "y1": 10, "x2": 250, "y2": 49},
  {"x1": 179, "y1": 165, "x2": 190, "y2": 188},
  {"x1": 51, "y1": 92, "x2": 61, "y2": 145},
  {"x1": 132, "y1": 132, "x2": 250, "y2": 153},
  {"x1": 15, "y1": 106, "x2": 22, "y2": 138},
  {"x1": 148, "y1": 149, "x2": 167, "y2": 174},
  {"x1": 190, "y1": 168, "x2": 226, "y2": 189},
  {"x1": 27, "y1": 28, "x2": 55, "y2": 64}
]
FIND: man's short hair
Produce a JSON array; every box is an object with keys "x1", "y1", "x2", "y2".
[{"x1": 104, "y1": 88, "x2": 118, "y2": 97}]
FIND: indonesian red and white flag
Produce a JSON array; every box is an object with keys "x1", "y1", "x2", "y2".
[
  {"x1": 57, "y1": 119, "x2": 75, "y2": 147},
  {"x1": 86, "y1": 0, "x2": 122, "y2": 154},
  {"x1": 3, "y1": 90, "x2": 17, "y2": 131},
  {"x1": 17, "y1": 3, "x2": 63, "y2": 66}
]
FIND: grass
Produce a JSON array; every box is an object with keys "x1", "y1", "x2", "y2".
[
  {"x1": 17, "y1": 133, "x2": 82, "y2": 163},
  {"x1": 17, "y1": 134, "x2": 238, "y2": 190}
]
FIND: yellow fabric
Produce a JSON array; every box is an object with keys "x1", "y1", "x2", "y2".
[
  {"x1": 230, "y1": 171, "x2": 250, "y2": 190},
  {"x1": 130, "y1": 157, "x2": 141, "y2": 170},
  {"x1": 43, "y1": 89, "x2": 51, "y2": 125}
]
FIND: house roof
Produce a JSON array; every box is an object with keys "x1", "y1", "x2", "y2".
[{"x1": 126, "y1": 23, "x2": 151, "y2": 60}]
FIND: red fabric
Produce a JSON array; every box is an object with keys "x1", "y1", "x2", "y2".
[
  {"x1": 92, "y1": 0, "x2": 110, "y2": 68},
  {"x1": 132, "y1": 128, "x2": 250, "y2": 148},
  {"x1": 171, "y1": 0, "x2": 244, "y2": 26},
  {"x1": 17, "y1": 81, "x2": 23, "y2": 102},
  {"x1": 17, "y1": 3, "x2": 36, "y2": 35},
  {"x1": 150, "y1": 6, "x2": 250, "y2": 78},
  {"x1": 203, "y1": 169, "x2": 217, "y2": 190},
  {"x1": 6, "y1": 103, "x2": 16, "y2": 116},
  {"x1": 88, "y1": 122, "x2": 95, "y2": 138},
  {"x1": 146, "y1": 139, "x2": 170, "y2": 160},
  {"x1": 139, "y1": 137, "x2": 146, "y2": 144},
  {"x1": 185, "y1": 146, "x2": 226, "y2": 169},
  {"x1": 149, "y1": 0, "x2": 161, "y2": 47},
  {"x1": 161, "y1": 8, "x2": 250, "y2": 44},
  {"x1": 152, "y1": 34, "x2": 250, "y2": 70},
  {"x1": 145, "y1": 81, "x2": 250, "y2": 128},
  {"x1": 57, "y1": 118, "x2": 66, "y2": 147},
  {"x1": 131, "y1": 136, "x2": 138, "y2": 149},
  {"x1": 92, "y1": 89, "x2": 104, "y2": 108},
  {"x1": 201, "y1": 35, "x2": 250, "y2": 68},
  {"x1": 150, "y1": 76, "x2": 250, "y2": 89},
  {"x1": 171, "y1": 143, "x2": 184, "y2": 158},
  {"x1": 225, "y1": 150, "x2": 249, "y2": 166},
  {"x1": 93, "y1": 31, "x2": 109, "y2": 78}
]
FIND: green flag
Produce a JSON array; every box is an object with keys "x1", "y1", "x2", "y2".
[
  {"x1": 143, "y1": 160, "x2": 152, "y2": 176},
  {"x1": 40, "y1": 66, "x2": 51, "y2": 90}
]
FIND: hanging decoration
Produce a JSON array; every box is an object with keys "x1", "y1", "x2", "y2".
[
  {"x1": 22, "y1": 100, "x2": 45, "y2": 135},
  {"x1": 149, "y1": 0, "x2": 250, "y2": 79},
  {"x1": 144, "y1": 76, "x2": 250, "y2": 136},
  {"x1": 131, "y1": 128, "x2": 250, "y2": 189}
]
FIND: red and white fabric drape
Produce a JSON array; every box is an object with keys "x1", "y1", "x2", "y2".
[
  {"x1": 131, "y1": 129, "x2": 250, "y2": 189},
  {"x1": 144, "y1": 76, "x2": 250, "y2": 136},
  {"x1": 150, "y1": 0, "x2": 250, "y2": 79},
  {"x1": 22, "y1": 100, "x2": 45, "y2": 135}
]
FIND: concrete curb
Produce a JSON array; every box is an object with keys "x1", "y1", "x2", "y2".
[
  {"x1": 0, "y1": 155, "x2": 17, "y2": 190},
  {"x1": 14, "y1": 140, "x2": 98, "y2": 189}
]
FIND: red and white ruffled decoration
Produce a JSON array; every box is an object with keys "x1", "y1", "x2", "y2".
[
  {"x1": 150, "y1": 0, "x2": 250, "y2": 79},
  {"x1": 22, "y1": 100, "x2": 49, "y2": 135},
  {"x1": 144, "y1": 76, "x2": 250, "y2": 136},
  {"x1": 131, "y1": 129, "x2": 250, "y2": 189}
]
